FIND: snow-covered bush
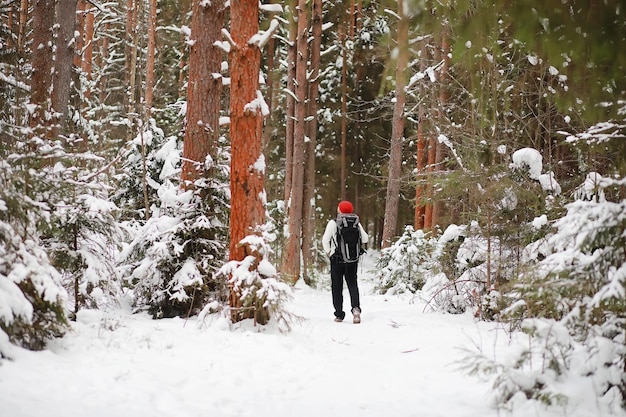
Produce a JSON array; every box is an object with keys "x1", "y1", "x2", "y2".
[
  {"x1": 208, "y1": 224, "x2": 292, "y2": 329},
  {"x1": 111, "y1": 123, "x2": 171, "y2": 220},
  {"x1": 120, "y1": 184, "x2": 227, "y2": 318},
  {"x1": 0, "y1": 159, "x2": 68, "y2": 356},
  {"x1": 118, "y1": 132, "x2": 229, "y2": 319},
  {"x1": 34, "y1": 152, "x2": 125, "y2": 317},
  {"x1": 464, "y1": 174, "x2": 626, "y2": 413},
  {"x1": 0, "y1": 219, "x2": 68, "y2": 355},
  {"x1": 374, "y1": 226, "x2": 439, "y2": 295}
]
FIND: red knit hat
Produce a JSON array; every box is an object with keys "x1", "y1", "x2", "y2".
[{"x1": 338, "y1": 200, "x2": 353, "y2": 214}]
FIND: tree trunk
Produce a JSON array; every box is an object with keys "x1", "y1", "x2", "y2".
[
  {"x1": 144, "y1": 0, "x2": 157, "y2": 117},
  {"x1": 432, "y1": 28, "x2": 450, "y2": 228},
  {"x1": 181, "y1": 0, "x2": 224, "y2": 187},
  {"x1": 17, "y1": 0, "x2": 29, "y2": 53},
  {"x1": 124, "y1": 0, "x2": 138, "y2": 140},
  {"x1": 97, "y1": 22, "x2": 111, "y2": 105},
  {"x1": 283, "y1": 2, "x2": 297, "y2": 204},
  {"x1": 29, "y1": 0, "x2": 56, "y2": 133},
  {"x1": 82, "y1": 6, "x2": 95, "y2": 100},
  {"x1": 229, "y1": 0, "x2": 264, "y2": 260},
  {"x1": 415, "y1": 103, "x2": 427, "y2": 230},
  {"x1": 261, "y1": 1, "x2": 278, "y2": 151},
  {"x1": 301, "y1": 0, "x2": 322, "y2": 285},
  {"x1": 229, "y1": 0, "x2": 266, "y2": 322},
  {"x1": 282, "y1": 0, "x2": 309, "y2": 285},
  {"x1": 339, "y1": 23, "x2": 348, "y2": 200},
  {"x1": 381, "y1": 0, "x2": 408, "y2": 248},
  {"x1": 51, "y1": 0, "x2": 78, "y2": 138},
  {"x1": 74, "y1": 0, "x2": 84, "y2": 68},
  {"x1": 423, "y1": 38, "x2": 436, "y2": 231},
  {"x1": 414, "y1": 39, "x2": 429, "y2": 230}
]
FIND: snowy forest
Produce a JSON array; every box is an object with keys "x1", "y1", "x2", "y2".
[{"x1": 1, "y1": 0, "x2": 625, "y2": 415}]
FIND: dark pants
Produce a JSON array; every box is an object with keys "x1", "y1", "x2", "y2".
[{"x1": 330, "y1": 258, "x2": 360, "y2": 320}]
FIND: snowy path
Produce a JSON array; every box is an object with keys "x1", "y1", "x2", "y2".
[{"x1": 1, "y1": 253, "x2": 518, "y2": 417}]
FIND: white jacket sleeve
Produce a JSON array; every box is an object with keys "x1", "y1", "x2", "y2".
[
  {"x1": 359, "y1": 223, "x2": 369, "y2": 244},
  {"x1": 322, "y1": 220, "x2": 337, "y2": 256}
]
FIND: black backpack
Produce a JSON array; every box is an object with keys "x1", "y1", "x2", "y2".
[{"x1": 335, "y1": 214, "x2": 362, "y2": 263}]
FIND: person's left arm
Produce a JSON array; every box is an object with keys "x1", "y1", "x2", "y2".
[{"x1": 358, "y1": 223, "x2": 369, "y2": 244}]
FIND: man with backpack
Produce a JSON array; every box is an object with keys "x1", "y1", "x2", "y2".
[{"x1": 322, "y1": 200, "x2": 369, "y2": 324}]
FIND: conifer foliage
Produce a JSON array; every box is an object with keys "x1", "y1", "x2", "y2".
[{"x1": 0, "y1": 140, "x2": 69, "y2": 355}]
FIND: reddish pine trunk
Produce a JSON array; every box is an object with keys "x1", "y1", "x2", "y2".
[
  {"x1": 29, "y1": 0, "x2": 55, "y2": 132},
  {"x1": 423, "y1": 38, "x2": 437, "y2": 231},
  {"x1": 283, "y1": 6, "x2": 297, "y2": 204},
  {"x1": 261, "y1": 1, "x2": 279, "y2": 151},
  {"x1": 17, "y1": 0, "x2": 28, "y2": 53},
  {"x1": 181, "y1": 0, "x2": 224, "y2": 187},
  {"x1": 82, "y1": 8, "x2": 95, "y2": 100},
  {"x1": 424, "y1": 136, "x2": 436, "y2": 230},
  {"x1": 432, "y1": 29, "x2": 450, "y2": 228},
  {"x1": 339, "y1": 23, "x2": 348, "y2": 200},
  {"x1": 229, "y1": 0, "x2": 264, "y2": 262},
  {"x1": 415, "y1": 41, "x2": 428, "y2": 230},
  {"x1": 124, "y1": 0, "x2": 138, "y2": 130},
  {"x1": 51, "y1": 0, "x2": 78, "y2": 138},
  {"x1": 301, "y1": 0, "x2": 322, "y2": 284},
  {"x1": 381, "y1": 0, "x2": 408, "y2": 248},
  {"x1": 229, "y1": 0, "x2": 266, "y2": 323},
  {"x1": 415, "y1": 115, "x2": 427, "y2": 229},
  {"x1": 74, "y1": 0, "x2": 85, "y2": 68},
  {"x1": 97, "y1": 23, "x2": 111, "y2": 104},
  {"x1": 144, "y1": 0, "x2": 157, "y2": 115},
  {"x1": 282, "y1": 0, "x2": 309, "y2": 284}
]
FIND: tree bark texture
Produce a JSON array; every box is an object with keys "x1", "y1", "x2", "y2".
[
  {"x1": 339, "y1": 23, "x2": 348, "y2": 200},
  {"x1": 51, "y1": 0, "x2": 78, "y2": 138},
  {"x1": 144, "y1": 0, "x2": 157, "y2": 116},
  {"x1": 423, "y1": 39, "x2": 436, "y2": 231},
  {"x1": 228, "y1": 0, "x2": 264, "y2": 262},
  {"x1": 17, "y1": 0, "x2": 29, "y2": 53},
  {"x1": 74, "y1": 0, "x2": 84, "y2": 68},
  {"x1": 282, "y1": 0, "x2": 309, "y2": 285},
  {"x1": 181, "y1": 0, "x2": 224, "y2": 187},
  {"x1": 301, "y1": 0, "x2": 322, "y2": 285},
  {"x1": 82, "y1": 6, "x2": 94, "y2": 100},
  {"x1": 432, "y1": 29, "x2": 450, "y2": 228},
  {"x1": 283, "y1": 3, "x2": 297, "y2": 204},
  {"x1": 124, "y1": 0, "x2": 139, "y2": 139},
  {"x1": 261, "y1": 1, "x2": 278, "y2": 151},
  {"x1": 381, "y1": 0, "x2": 408, "y2": 248},
  {"x1": 414, "y1": 41, "x2": 428, "y2": 230},
  {"x1": 29, "y1": 0, "x2": 56, "y2": 131}
]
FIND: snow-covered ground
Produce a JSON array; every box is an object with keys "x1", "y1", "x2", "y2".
[{"x1": 0, "y1": 252, "x2": 620, "y2": 417}]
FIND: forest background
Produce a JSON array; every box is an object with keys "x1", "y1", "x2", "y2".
[{"x1": 1, "y1": 0, "x2": 625, "y2": 412}]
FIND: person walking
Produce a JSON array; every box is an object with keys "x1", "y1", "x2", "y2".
[{"x1": 322, "y1": 200, "x2": 369, "y2": 323}]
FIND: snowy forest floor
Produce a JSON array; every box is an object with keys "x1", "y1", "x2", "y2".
[{"x1": 0, "y1": 252, "x2": 617, "y2": 417}]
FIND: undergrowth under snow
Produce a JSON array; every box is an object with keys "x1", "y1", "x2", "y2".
[{"x1": 0, "y1": 252, "x2": 624, "y2": 417}]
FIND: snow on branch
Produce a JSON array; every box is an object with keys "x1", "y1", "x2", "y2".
[
  {"x1": 282, "y1": 87, "x2": 298, "y2": 103},
  {"x1": 214, "y1": 40, "x2": 231, "y2": 53},
  {"x1": 384, "y1": 8, "x2": 401, "y2": 20},
  {"x1": 243, "y1": 90, "x2": 270, "y2": 117},
  {"x1": 260, "y1": 3, "x2": 283, "y2": 13},
  {"x1": 249, "y1": 18, "x2": 280, "y2": 49},
  {"x1": 561, "y1": 121, "x2": 626, "y2": 144},
  {"x1": 0, "y1": 72, "x2": 30, "y2": 92},
  {"x1": 437, "y1": 134, "x2": 466, "y2": 171},
  {"x1": 407, "y1": 60, "x2": 444, "y2": 89},
  {"x1": 220, "y1": 28, "x2": 236, "y2": 50}
]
